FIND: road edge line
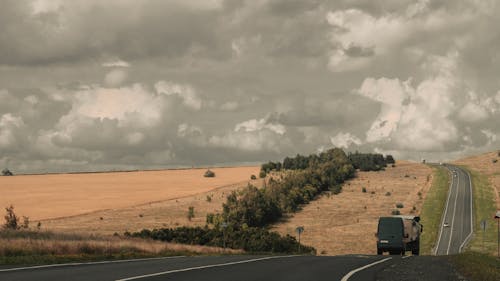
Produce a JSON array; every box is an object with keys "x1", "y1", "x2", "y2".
[
  {"x1": 434, "y1": 165, "x2": 454, "y2": 255},
  {"x1": 446, "y1": 169, "x2": 460, "y2": 255},
  {"x1": 340, "y1": 257, "x2": 392, "y2": 281},
  {"x1": 0, "y1": 256, "x2": 186, "y2": 272},
  {"x1": 459, "y1": 168, "x2": 474, "y2": 252},
  {"x1": 115, "y1": 255, "x2": 298, "y2": 281}
]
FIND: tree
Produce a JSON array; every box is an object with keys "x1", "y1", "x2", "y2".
[
  {"x1": 204, "y1": 169, "x2": 215, "y2": 177},
  {"x1": 187, "y1": 206, "x2": 195, "y2": 221},
  {"x1": 2, "y1": 168, "x2": 13, "y2": 176},
  {"x1": 4, "y1": 205, "x2": 19, "y2": 230},
  {"x1": 385, "y1": 155, "x2": 395, "y2": 164}
]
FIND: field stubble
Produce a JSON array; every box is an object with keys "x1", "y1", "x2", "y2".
[{"x1": 272, "y1": 161, "x2": 433, "y2": 256}]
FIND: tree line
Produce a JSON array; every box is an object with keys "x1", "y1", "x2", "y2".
[{"x1": 130, "y1": 148, "x2": 394, "y2": 254}]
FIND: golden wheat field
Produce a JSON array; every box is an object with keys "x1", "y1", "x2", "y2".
[
  {"x1": 272, "y1": 161, "x2": 433, "y2": 256},
  {"x1": 453, "y1": 151, "x2": 500, "y2": 208},
  {"x1": 0, "y1": 166, "x2": 260, "y2": 222}
]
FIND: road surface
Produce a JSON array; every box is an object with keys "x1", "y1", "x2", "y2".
[
  {"x1": 434, "y1": 165, "x2": 473, "y2": 255},
  {"x1": 0, "y1": 255, "x2": 418, "y2": 281}
]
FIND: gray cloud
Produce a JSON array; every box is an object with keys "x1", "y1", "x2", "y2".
[{"x1": 1, "y1": 0, "x2": 500, "y2": 173}]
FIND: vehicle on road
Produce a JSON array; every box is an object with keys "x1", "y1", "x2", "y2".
[
  {"x1": 376, "y1": 215, "x2": 423, "y2": 255},
  {"x1": 443, "y1": 222, "x2": 449, "y2": 227}
]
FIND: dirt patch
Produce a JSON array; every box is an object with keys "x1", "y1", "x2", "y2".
[
  {"x1": 453, "y1": 151, "x2": 500, "y2": 209},
  {"x1": 272, "y1": 161, "x2": 432, "y2": 256},
  {"x1": 0, "y1": 166, "x2": 260, "y2": 221}
]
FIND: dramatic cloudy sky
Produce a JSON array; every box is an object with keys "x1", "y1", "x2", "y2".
[{"x1": 1, "y1": 0, "x2": 500, "y2": 173}]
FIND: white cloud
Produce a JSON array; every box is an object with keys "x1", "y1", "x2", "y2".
[
  {"x1": 104, "y1": 69, "x2": 128, "y2": 87},
  {"x1": 330, "y1": 132, "x2": 362, "y2": 149},
  {"x1": 0, "y1": 114, "x2": 24, "y2": 149},
  {"x1": 155, "y1": 81, "x2": 202, "y2": 110},
  {"x1": 481, "y1": 129, "x2": 497, "y2": 145},
  {"x1": 235, "y1": 118, "x2": 286, "y2": 135},
  {"x1": 357, "y1": 52, "x2": 466, "y2": 151},
  {"x1": 458, "y1": 102, "x2": 489, "y2": 123},
  {"x1": 358, "y1": 77, "x2": 412, "y2": 142},
  {"x1": 102, "y1": 60, "x2": 130, "y2": 68},
  {"x1": 73, "y1": 84, "x2": 163, "y2": 125}
]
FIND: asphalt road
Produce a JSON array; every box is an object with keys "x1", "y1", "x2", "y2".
[
  {"x1": 0, "y1": 255, "x2": 414, "y2": 281},
  {"x1": 434, "y1": 165, "x2": 473, "y2": 255}
]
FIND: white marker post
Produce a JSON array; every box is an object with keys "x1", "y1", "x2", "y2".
[
  {"x1": 495, "y1": 211, "x2": 500, "y2": 258},
  {"x1": 296, "y1": 226, "x2": 304, "y2": 254}
]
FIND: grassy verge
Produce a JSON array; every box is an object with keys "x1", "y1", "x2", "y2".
[
  {"x1": 459, "y1": 167, "x2": 497, "y2": 255},
  {"x1": 0, "y1": 229, "x2": 241, "y2": 265},
  {"x1": 420, "y1": 165, "x2": 450, "y2": 255},
  {"x1": 449, "y1": 252, "x2": 500, "y2": 281}
]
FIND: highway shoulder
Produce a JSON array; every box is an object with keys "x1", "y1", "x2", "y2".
[{"x1": 375, "y1": 256, "x2": 467, "y2": 281}]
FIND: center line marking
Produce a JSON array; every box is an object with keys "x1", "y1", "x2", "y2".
[{"x1": 115, "y1": 255, "x2": 298, "y2": 281}]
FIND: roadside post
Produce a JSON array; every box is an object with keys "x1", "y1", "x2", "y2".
[
  {"x1": 295, "y1": 226, "x2": 304, "y2": 254},
  {"x1": 480, "y1": 219, "x2": 487, "y2": 251},
  {"x1": 221, "y1": 222, "x2": 228, "y2": 250},
  {"x1": 495, "y1": 211, "x2": 500, "y2": 258}
]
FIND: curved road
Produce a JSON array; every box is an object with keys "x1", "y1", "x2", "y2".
[
  {"x1": 0, "y1": 255, "x2": 418, "y2": 281},
  {"x1": 0, "y1": 165, "x2": 473, "y2": 280},
  {"x1": 434, "y1": 165, "x2": 473, "y2": 255}
]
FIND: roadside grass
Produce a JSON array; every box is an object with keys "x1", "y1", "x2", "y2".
[
  {"x1": 420, "y1": 165, "x2": 450, "y2": 255},
  {"x1": 459, "y1": 167, "x2": 497, "y2": 255},
  {"x1": 0, "y1": 229, "x2": 242, "y2": 265},
  {"x1": 449, "y1": 252, "x2": 500, "y2": 281}
]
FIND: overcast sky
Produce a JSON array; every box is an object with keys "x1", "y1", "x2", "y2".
[{"x1": 1, "y1": 0, "x2": 500, "y2": 173}]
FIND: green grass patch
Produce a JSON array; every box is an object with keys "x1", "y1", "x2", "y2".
[
  {"x1": 420, "y1": 165, "x2": 450, "y2": 255},
  {"x1": 459, "y1": 167, "x2": 497, "y2": 255},
  {"x1": 449, "y1": 252, "x2": 500, "y2": 281}
]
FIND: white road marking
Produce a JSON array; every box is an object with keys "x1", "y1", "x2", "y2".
[
  {"x1": 115, "y1": 255, "x2": 298, "y2": 281},
  {"x1": 0, "y1": 256, "x2": 185, "y2": 272},
  {"x1": 459, "y1": 169, "x2": 474, "y2": 252},
  {"x1": 340, "y1": 257, "x2": 392, "y2": 281},
  {"x1": 402, "y1": 255, "x2": 412, "y2": 259},
  {"x1": 435, "y1": 167, "x2": 455, "y2": 255},
  {"x1": 446, "y1": 170, "x2": 460, "y2": 255}
]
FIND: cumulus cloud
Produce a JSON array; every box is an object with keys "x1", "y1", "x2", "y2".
[
  {"x1": 104, "y1": 69, "x2": 128, "y2": 87},
  {"x1": 2, "y1": 1, "x2": 500, "y2": 172},
  {"x1": 155, "y1": 81, "x2": 202, "y2": 110},
  {"x1": 330, "y1": 132, "x2": 362, "y2": 149}
]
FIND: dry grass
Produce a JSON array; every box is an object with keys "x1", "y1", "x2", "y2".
[
  {"x1": 0, "y1": 230, "x2": 242, "y2": 262},
  {"x1": 272, "y1": 161, "x2": 432, "y2": 256},
  {"x1": 41, "y1": 179, "x2": 263, "y2": 235},
  {"x1": 0, "y1": 166, "x2": 260, "y2": 221},
  {"x1": 453, "y1": 151, "x2": 500, "y2": 209}
]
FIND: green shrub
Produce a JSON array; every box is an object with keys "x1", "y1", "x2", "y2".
[
  {"x1": 259, "y1": 170, "x2": 266, "y2": 178},
  {"x1": 362, "y1": 187, "x2": 367, "y2": 193},
  {"x1": 187, "y1": 207, "x2": 195, "y2": 221},
  {"x1": 204, "y1": 169, "x2": 215, "y2": 177},
  {"x1": 385, "y1": 192, "x2": 391, "y2": 196},
  {"x1": 396, "y1": 203, "x2": 404, "y2": 208},
  {"x1": 2, "y1": 168, "x2": 13, "y2": 176},
  {"x1": 250, "y1": 174, "x2": 257, "y2": 180},
  {"x1": 391, "y1": 210, "x2": 401, "y2": 215}
]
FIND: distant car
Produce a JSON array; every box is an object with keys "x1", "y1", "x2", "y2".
[{"x1": 443, "y1": 222, "x2": 450, "y2": 227}]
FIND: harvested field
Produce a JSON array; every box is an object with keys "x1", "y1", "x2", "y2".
[
  {"x1": 0, "y1": 166, "x2": 260, "y2": 221},
  {"x1": 272, "y1": 161, "x2": 433, "y2": 256},
  {"x1": 41, "y1": 179, "x2": 263, "y2": 235},
  {"x1": 453, "y1": 151, "x2": 500, "y2": 208}
]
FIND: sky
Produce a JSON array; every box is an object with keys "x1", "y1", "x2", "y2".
[{"x1": 1, "y1": 0, "x2": 500, "y2": 173}]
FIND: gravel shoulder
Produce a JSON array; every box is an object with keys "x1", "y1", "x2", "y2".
[{"x1": 376, "y1": 256, "x2": 468, "y2": 281}]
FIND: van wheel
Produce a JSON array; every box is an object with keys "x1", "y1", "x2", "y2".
[{"x1": 377, "y1": 249, "x2": 383, "y2": 255}]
